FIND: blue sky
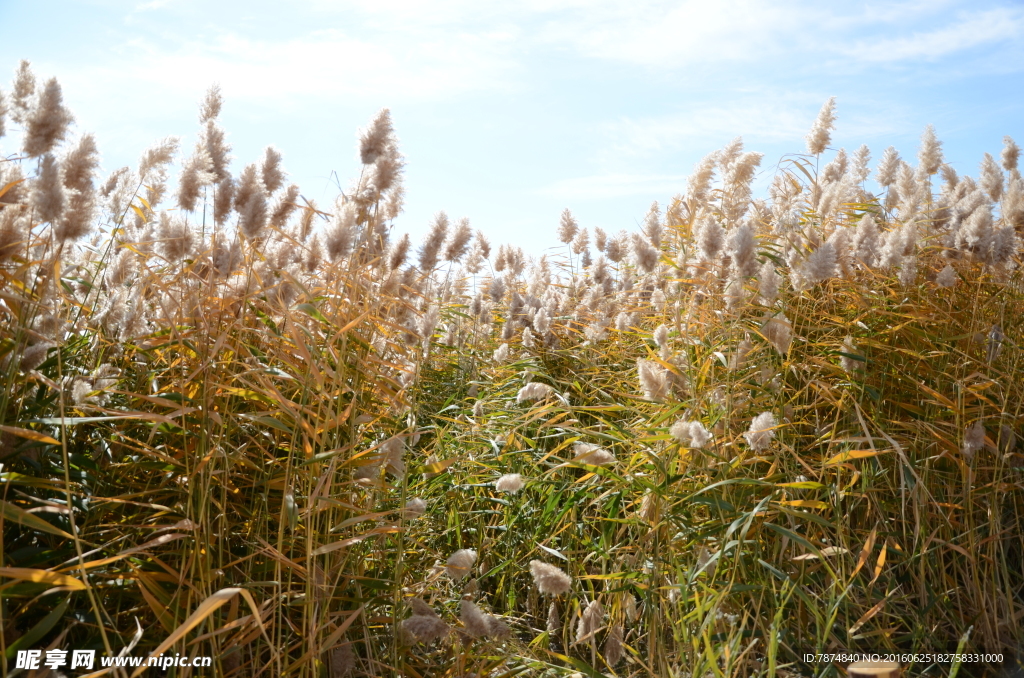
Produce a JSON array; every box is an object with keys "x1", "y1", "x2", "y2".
[{"x1": 2, "y1": 0, "x2": 1022, "y2": 253}]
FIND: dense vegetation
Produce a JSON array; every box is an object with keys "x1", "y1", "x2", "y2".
[{"x1": 1, "y1": 61, "x2": 1022, "y2": 677}]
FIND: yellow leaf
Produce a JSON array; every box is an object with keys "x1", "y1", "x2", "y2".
[
  {"x1": 130, "y1": 587, "x2": 274, "y2": 678},
  {"x1": 0, "y1": 179, "x2": 25, "y2": 201},
  {"x1": 0, "y1": 425, "x2": 60, "y2": 446},
  {"x1": 0, "y1": 499, "x2": 74, "y2": 539},
  {"x1": 852, "y1": 528, "x2": 877, "y2": 579},
  {"x1": 848, "y1": 595, "x2": 889, "y2": 635},
  {"x1": 869, "y1": 539, "x2": 887, "y2": 585},
  {"x1": 311, "y1": 525, "x2": 401, "y2": 556},
  {"x1": 59, "y1": 533, "x2": 188, "y2": 572},
  {"x1": 0, "y1": 567, "x2": 86, "y2": 590},
  {"x1": 778, "y1": 500, "x2": 829, "y2": 509},
  {"x1": 424, "y1": 458, "x2": 456, "y2": 474},
  {"x1": 824, "y1": 448, "x2": 891, "y2": 465},
  {"x1": 792, "y1": 546, "x2": 847, "y2": 561}
]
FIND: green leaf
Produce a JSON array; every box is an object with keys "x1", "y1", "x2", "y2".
[{"x1": 4, "y1": 599, "x2": 69, "y2": 658}]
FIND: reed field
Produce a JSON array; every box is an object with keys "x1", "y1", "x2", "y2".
[{"x1": 1, "y1": 59, "x2": 1023, "y2": 677}]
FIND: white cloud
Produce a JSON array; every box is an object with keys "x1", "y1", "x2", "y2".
[
  {"x1": 840, "y1": 7, "x2": 1024, "y2": 63},
  {"x1": 601, "y1": 103, "x2": 811, "y2": 156},
  {"x1": 331, "y1": 0, "x2": 1023, "y2": 73}
]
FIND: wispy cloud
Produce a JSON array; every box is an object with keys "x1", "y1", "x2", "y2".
[
  {"x1": 64, "y1": 0, "x2": 1024, "y2": 120},
  {"x1": 839, "y1": 7, "x2": 1024, "y2": 63}
]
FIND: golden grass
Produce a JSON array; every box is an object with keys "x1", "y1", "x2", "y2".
[{"x1": 1, "y1": 64, "x2": 1023, "y2": 678}]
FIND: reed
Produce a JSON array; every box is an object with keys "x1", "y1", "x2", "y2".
[{"x1": 1, "y1": 60, "x2": 1022, "y2": 677}]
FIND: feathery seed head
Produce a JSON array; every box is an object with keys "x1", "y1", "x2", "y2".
[
  {"x1": 157, "y1": 211, "x2": 194, "y2": 262},
  {"x1": 820, "y1": 148, "x2": 848, "y2": 184},
  {"x1": 918, "y1": 124, "x2": 943, "y2": 176},
  {"x1": 801, "y1": 241, "x2": 837, "y2": 285},
  {"x1": 806, "y1": 97, "x2": 837, "y2": 155},
  {"x1": 637, "y1": 358, "x2": 669, "y2": 400},
  {"x1": 604, "y1": 624, "x2": 624, "y2": 666},
  {"x1": 576, "y1": 599, "x2": 604, "y2": 644},
  {"x1": 447, "y1": 549, "x2": 477, "y2": 580},
  {"x1": 840, "y1": 336, "x2": 858, "y2": 373},
  {"x1": 368, "y1": 150, "x2": 404, "y2": 195},
  {"x1": 689, "y1": 421, "x2": 713, "y2": 448},
  {"x1": 687, "y1": 151, "x2": 719, "y2": 204},
  {"x1": 604, "y1": 231, "x2": 628, "y2": 262},
  {"x1": 744, "y1": 412, "x2": 777, "y2": 451},
  {"x1": 719, "y1": 137, "x2": 744, "y2": 170},
  {"x1": 11, "y1": 60, "x2": 36, "y2": 124},
  {"x1": 270, "y1": 183, "x2": 300, "y2": 228},
  {"x1": 493, "y1": 343, "x2": 509, "y2": 363},
  {"x1": 404, "y1": 497, "x2": 427, "y2": 518},
  {"x1": 653, "y1": 324, "x2": 669, "y2": 349},
  {"x1": 384, "y1": 181, "x2": 405, "y2": 220},
  {"x1": 516, "y1": 381, "x2": 552, "y2": 403},
  {"x1": 730, "y1": 336, "x2": 753, "y2": 370},
  {"x1": 359, "y1": 108, "x2": 395, "y2": 165},
  {"x1": 851, "y1": 144, "x2": 871, "y2": 182},
  {"x1": 402, "y1": 615, "x2": 450, "y2": 644},
  {"x1": 260, "y1": 146, "x2": 286, "y2": 194},
  {"x1": 0, "y1": 162, "x2": 27, "y2": 206},
  {"x1": 876, "y1": 147, "x2": 901, "y2": 187},
  {"x1": 408, "y1": 597, "x2": 438, "y2": 618},
  {"x1": 1002, "y1": 136, "x2": 1020, "y2": 171},
  {"x1": 572, "y1": 442, "x2": 615, "y2": 465},
  {"x1": 631, "y1": 232, "x2": 659, "y2": 273},
  {"x1": 669, "y1": 419, "x2": 691, "y2": 445},
  {"x1": 547, "y1": 601, "x2": 561, "y2": 633},
  {"x1": 962, "y1": 421, "x2": 985, "y2": 461},
  {"x1": 935, "y1": 264, "x2": 957, "y2": 288},
  {"x1": 138, "y1": 137, "x2": 180, "y2": 181},
  {"x1": 728, "y1": 221, "x2": 758, "y2": 279},
  {"x1": 388, "y1": 233, "x2": 411, "y2": 270},
  {"x1": 444, "y1": 217, "x2": 473, "y2": 262},
  {"x1": 201, "y1": 119, "x2": 231, "y2": 181},
  {"x1": 643, "y1": 201, "x2": 663, "y2": 248},
  {"x1": 235, "y1": 163, "x2": 269, "y2": 238},
  {"x1": 557, "y1": 208, "x2": 579, "y2": 244},
  {"x1": 762, "y1": 312, "x2": 792, "y2": 355},
  {"x1": 198, "y1": 84, "x2": 222, "y2": 123},
  {"x1": 695, "y1": 217, "x2": 726, "y2": 262},
  {"x1": 418, "y1": 212, "x2": 449, "y2": 271},
  {"x1": 473, "y1": 230, "x2": 491, "y2": 259},
  {"x1": 571, "y1": 227, "x2": 589, "y2": 255},
  {"x1": 61, "y1": 133, "x2": 99, "y2": 193},
  {"x1": 23, "y1": 77, "x2": 74, "y2": 157},
  {"x1": 459, "y1": 600, "x2": 492, "y2": 638},
  {"x1": 758, "y1": 260, "x2": 781, "y2": 305},
  {"x1": 213, "y1": 176, "x2": 235, "y2": 225},
  {"x1": 31, "y1": 153, "x2": 66, "y2": 224},
  {"x1": 176, "y1": 147, "x2": 215, "y2": 212},
  {"x1": 495, "y1": 473, "x2": 525, "y2": 494},
  {"x1": 381, "y1": 435, "x2": 406, "y2": 479},
  {"x1": 979, "y1": 152, "x2": 1004, "y2": 202},
  {"x1": 325, "y1": 202, "x2": 357, "y2": 261},
  {"x1": 529, "y1": 560, "x2": 572, "y2": 595},
  {"x1": 898, "y1": 255, "x2": 917, "y2": 288}
]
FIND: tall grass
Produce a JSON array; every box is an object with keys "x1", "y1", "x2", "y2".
[{"x1": 1, "y1": 61, "x2": 1022, "y2": 677}]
